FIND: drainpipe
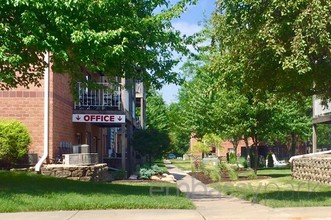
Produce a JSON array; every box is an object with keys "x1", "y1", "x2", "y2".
[{"x1": 35, "y1": 52, "x2": 49, "y2": 172}]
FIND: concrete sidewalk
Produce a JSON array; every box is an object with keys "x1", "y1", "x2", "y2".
[
  {"x1": 166, "y1": 163, "x2": 331, "y2": 220},
  {"x1": 1, "y1": 163, "x2": 331, "y2": 220}
]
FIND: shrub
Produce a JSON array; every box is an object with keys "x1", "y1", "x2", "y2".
[
  {"x1": 194, "y1": 159, "x2": 200, "y2": 170},
  {"x1": 151, "y1": 164, "x2": 167, "y2": 175},
  {"x1": 219, "y1": 162, "x2": 239, "y2": 181},
  {"x1": 267, "y1": 153, "x2": 274, "y2": 168},
  {"x1": 0, "y1": 120, "x2": 31, "y2": 168},
  {"x1": 138, "y1": 164, "x2": 167, "y2": 179},
  {"x1": 228, "y1": 168, "x2": 238, "y2": 181},
  {"x1": 139, "y1": 168, "x2": 155, "y2": 179},
  {"x1": 201, "y1": 163, "x2": 221, "y2": 182},
  {"x1": 112, "y1": 169, "x2": 127, "y2": 180},
  {"x1": 229, "y1": 152, "x2": 237, "y2": 164},
  {"x1": 248, "y1": 171, "x2": 257, "y2": 179},
  {"x1": 238, "y1": 157, "x2": 248, "y2": 168}
]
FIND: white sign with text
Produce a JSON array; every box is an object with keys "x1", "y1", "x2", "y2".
[{"x1": 72, "y1": 114, "x2": 125, "y2": 123}]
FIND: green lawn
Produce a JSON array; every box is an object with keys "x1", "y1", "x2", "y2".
[
  {"x1": 0, "y1": 171, "x2": 194, "y2": 212},
  {"x1": 210, "y1": 168, "x2": 331, "y2": 208},
  {"x1": 169, "y1": 159, "x2": 193, "y2": 171}
]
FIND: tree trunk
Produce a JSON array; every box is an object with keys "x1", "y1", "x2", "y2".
[
  {"x1": 149, "y1": 154, "x2": 152, "y2": 166},
  {"x1": 291, "y1": 133, "x2": 296, "y2": 157},
  {"x1": 231, "y1": 140, "x2": 239, "y2": 167},
  {"x1": 253, "y1": 135, "x2": 259, "y2": 174}
]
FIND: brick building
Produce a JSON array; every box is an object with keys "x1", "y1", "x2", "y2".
[{"x1": 0, "y1": 54, "x2": 146, "y2": 172}]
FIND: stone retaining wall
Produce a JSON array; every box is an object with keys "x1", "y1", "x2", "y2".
[
  {"x1": 40, "y1": 163, "x2": 111, "y2": 182},
  {"x1": 292, "y1": 155, "x2": 331, "y2": 184}
]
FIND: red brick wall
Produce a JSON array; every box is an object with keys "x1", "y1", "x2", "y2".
[
  {"x1": 189, "y1": 137, "x2": 252, "y2": 157},
  {"x1": 49, "y1": 71, "x2": 77, "y2": 158},
  {"x1": 221, "y1": 140, "x2": 249, "y2": 156},
  {"x1": 0, "y1": 84, "x2": 45, "y2": 157},
  {"x1": 0, "y1": 70, "x2": 82, "y2": 160}
]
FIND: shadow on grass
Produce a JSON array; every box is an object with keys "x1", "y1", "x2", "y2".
[
  {"x1": 257, "y1": 168, "x2": 291, "y2": 178},
  {"x1": 0, "y1": 171, "x2": 180, "y2": 197},
  {"x1": 253, "y1": 190, "x2": 331, "y2": 206},
  {"x1": 258, "y1": 173, "x2": 290, "y2": 178}
]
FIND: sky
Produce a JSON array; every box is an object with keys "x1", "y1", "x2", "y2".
[{"x1": 159, "y1": 0, "x2": 216, "y2": 105}]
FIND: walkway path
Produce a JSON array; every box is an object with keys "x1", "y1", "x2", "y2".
[
  {"x1": 165, "y1": 161, "x2": 331, "y2": 220},
  {"x1": 1, "y1": 162, "x2": 331, "y2": 220}
]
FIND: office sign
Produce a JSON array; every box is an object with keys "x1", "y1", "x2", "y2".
[{"x1": 72, "y1": 114, "x2": 125, "y2": 123}]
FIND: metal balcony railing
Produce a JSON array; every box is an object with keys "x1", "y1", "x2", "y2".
[{"x1": 74, "y1": 82, "x2": 121, "y2": 110}]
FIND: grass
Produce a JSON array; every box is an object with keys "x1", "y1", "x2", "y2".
[
  {"x1": 210, "y1": 168, "x2": 331, "y2": 208},
  {"x1": 0, "y1": 171, "x2": 194, "y2": 212},
  {"x1": 169, "y1": 159, "x2": 193, "y2": 171}
]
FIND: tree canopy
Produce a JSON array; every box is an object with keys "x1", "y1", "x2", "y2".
[
  {"x1": 0, "y1": 0, "x2": 196, "y2": 90},
  {"x1": 146, "y1": 88, "x2": 169, "y2": 131},
  {"x1": 171, "y1": 27, "x2": 312, "y2": 166},
  {"x1": 211, "y1": 0, "x2": 331, "y2": 99}
]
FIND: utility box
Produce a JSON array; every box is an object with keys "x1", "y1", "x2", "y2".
[
  {"x1": 72, "y1": 144, "x2": 90, "y2": 153},
  {"x1": 63, "y1": 153, "x2": 98, "y2": 165},
  {"x1": 80, "y1": 144, "x2": 90, "y2": 153},
  {"x1": 73, "y1": 145, "x2": 80, "y2": 154}
]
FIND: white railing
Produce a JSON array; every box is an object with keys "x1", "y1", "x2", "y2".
[
  {"x1": 289, "y1": 150, "x2": 331, "y2": 163},
  {"x1": 74, "y1": 82, "x2": 121, "y2": 110}
]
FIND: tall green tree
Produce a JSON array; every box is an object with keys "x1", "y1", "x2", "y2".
[
  {"x1": 174, "y1": 25, "x2": 312, "y2": 172},
  {"x1": 133, "y1": 87, "x2": 171, "y2": 161},
  {"x1": 0, "y1": 0, "x2": 196, "y2": 90},
  {"x1": 212, "y1": 0, "x2": 331, "y2": 99},
  {"x1": 132, "y1": 128, "x2": 171, "y2": 163},
  {"x1": 146, "y1": 88, "x2": 169, "y2": 131},
  {"x1": 193, "y1": 133, "x2": 223, "y2": 158},
  {"x1": 316, "y1": 124, "x2": 331, "y2": 149},
  {"x1": 168, "y1": 103, "x2": 191, "y2": 155}
]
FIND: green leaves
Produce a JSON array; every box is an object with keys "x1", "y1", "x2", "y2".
[
  {"x1": 211, "y1": 0, "x2": 331, "y2": 98},
  {"x1": 0, "y1": 120, "x2": 31, "y2": 167},
  {"x1": 0, "y1": 0, "x2": 196, "y2": 90}
]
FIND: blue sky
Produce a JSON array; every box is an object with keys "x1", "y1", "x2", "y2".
[{"x1": 159, "y1": 0, "x2": 216, "y2": 105}]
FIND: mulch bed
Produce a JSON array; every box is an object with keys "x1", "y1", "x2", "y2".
[{"x1": 188, "y1": 171, "x2": 270, "y2": 184}]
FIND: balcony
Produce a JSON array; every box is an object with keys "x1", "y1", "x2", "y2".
[{"x1": 74, "y1": 82, "x2": 121, "y2": 111}]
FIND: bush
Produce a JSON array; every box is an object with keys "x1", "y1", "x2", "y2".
[
  {"x1": 228, "y1": 168, "x2": 238, "y2": 181},
  {"x1": 139, "y1": 168, "x2": 155, "y2": 179},
  {"x1": 219, "y1": 162, "x2": 239, "y2": 181},
  {"x1": 151, "y1": 164, "x2": 167, "y2": 175},
  {"x1": 138, "y1": 164, "x2": 167, "y2": 179},
  {"x1": 247, "y1": 171, "x2": 257, "y2": 179},
  {"x1": 201, "y1": 163, "x2": 221, "y2": 182},
  {"x1": 112, "y1": 169, "x2": 127, "y2": 180},
  {"x1": 0, "y1": 120, "x2": 31, "y2": 168},
  {"x1": 229, "y1": 152, "x2": 237, "y2": 164},
  {"x1": 238, "y1": 157, "x2": 248, "y2": 168}
]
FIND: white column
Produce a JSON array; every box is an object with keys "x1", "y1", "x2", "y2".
[{"x1": 312, "y1": 124, "x2": 317, "y2": 153}]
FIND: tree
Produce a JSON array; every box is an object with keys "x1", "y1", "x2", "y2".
[
  {"x1": 176, "y1": 50, "x2": 312, "y2": 172},
  {"x1": 132, "y1": 128, "x2": 170, "y2": 164},
  {"x1": 316, "y1": 124, "x2": 331, "y2": 149},
  {"x1": 0, "y1": 0, "x2": 196, "y2": 90},
  {"x1": 146, "y1": 88, "x2": 169, "y2": 131},
  {"x1": 168, "y1": 103, "x2": 191, "y2": 155},
  {"x1": 267, "y1": 97, "x2": 312, "y2": 157},
  {"x1": 211, "y1": 0, "x2": 331, "y2": 99},
  {"x1": 176, "y1": 65, "x2": 218, "y2": 138},
  {"x1": 193, "y1": 133, "x2": 223, "y2": 158}
]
